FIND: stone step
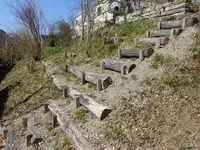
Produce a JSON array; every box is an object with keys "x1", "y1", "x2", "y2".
[
  {"x1": 157, "y1": 17, "x2": 198, "y2": 30},
  {"x1": 134, "y1": 37, "x2": 170, "y2": 49},
  {"x1": 146, "y1": 28, "x2": 182, "y2": 38}
]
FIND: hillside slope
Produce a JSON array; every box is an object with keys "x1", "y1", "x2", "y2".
[{"x1": 0, "y1": 21, "x2": 200, "y2": 150}]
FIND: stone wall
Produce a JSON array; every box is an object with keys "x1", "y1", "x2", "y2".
[
  {"x1": 75, "y1": 1, "x2": 191, "y2": 34},
  {"x1": 116, "y1": 2, "x2": 189, "y2": 23},
  {"x1": 93, "y1": 1, "x2": 190, "y2": 29}
]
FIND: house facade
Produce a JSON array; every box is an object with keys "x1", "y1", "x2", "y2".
[{"x1": 74, "y1": 0, "x2": 126, "y2": 35}]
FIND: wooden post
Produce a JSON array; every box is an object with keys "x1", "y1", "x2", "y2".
[
  {"x1": 75, "y1": 97, "x2": 80, "y2": 109},
  {"x1": 139, "y1": 50, "x2": 144, "y2": 61},
  {"x1": 43, "y1": 66, "x2": 45, "y2": 72},
  {"x1": 101, "y1": 61, "x2": 105, "y2": 70},
  {"x1": 22, "y1": 118, "x2": 28, "y2": 128},
  {"x1": 157, "y1": 22, "x2": 161, "y2": 29},
  {"x1": 97, "y1": 79, "x2": 102, "y2": 92},
  {"x1": 118, "y1": 49, "x2": 122, "y2": 59},
  {"x1": 44, "y1": 104, "x2": 48, "y2": 113},
  {"x1": 121, "y1": 65, "x2": 126, "y2": 75},
  {"x1": 170, "y1": 29, "x2": 175, "y2": 38},
  {"x1": 134, "y1": 38, "x2": 139, "y2": 44},
  {"x1": 26, "y1": 134, "x2": 33, "y2": 147},
  {"x1": 65, "y1": 65, "x2": 68, "y2": 72},
  {"x1": 114, "y1": 33, "x2": 119, "y2": 44},
  {"x1": 52, "y1": 115, "x2": 58, "y2": 128},
  {"x1": 156, "y1": 39, "x2": 161, "y2": 49},
  {"x1": 182, "y1": 17, "x2": 187, "y2": 28},
  {"x1": 146, "y1": 30, "x2": 150, "y2": 37},
  {"x1": 3, "y1": 129, "x2": 8, "y2": 139},
  {"x1": 81, "y1": 72, "x2": 86, "y2": 85},
  {"x1": 63, "y1": 87, "x2": 68, "y2": 99}
]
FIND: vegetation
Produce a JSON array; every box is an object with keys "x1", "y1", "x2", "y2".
[
  {"x1": 103, "y1": 31, "x2": 200, "y2": 149},
  {"x1": 42, "y1": 19, "x2": 156, "y2": 66},
  {"x1": 0, "y1": 59, "x2": 53, "y2": 117},
  {"x1": 53, "y1": 138, "x2": 70, "y2": 150},
  {"x1": 8, "y1": 0, "x2": 47, "y2": 60},
  {"x1": 150, "y1": 53, "x2": 174, "y2": 69},
  {"x1": 74, "y1": 106, "x2": 86, "y2": 121}
]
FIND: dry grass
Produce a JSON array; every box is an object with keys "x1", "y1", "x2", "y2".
[
  {"x1": 0, "y1": 58, "x2": 58, "y2": 119},
  {"x1": 103, "y1": 52, "x2": 200, "y2": 149}
]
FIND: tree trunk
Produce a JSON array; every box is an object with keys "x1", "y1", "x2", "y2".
[
  {"x1": 146, "y1": 29, "x2": 182, "y2": 37},
  {"x1": 118, "y1": 48, "x2": 154, "y2": 58},
  {"x1": 80, "y1": 0, "x2": 85, "y2": 40},
  {"x1": 48, "y1": 100, "x2": 94, "y2": 150},
  {"x1": 134, "y1": 37, "x2": 170, "y2": 45},
  {"x1": 101, "y1": 59, "x2": 136, "y2": 74},
  {"x1": 66, "y1": 66, "x2": 113, "y2": 89},
  {"x1": 158, "y1": 17, "x2": 198, "y2": 29}
]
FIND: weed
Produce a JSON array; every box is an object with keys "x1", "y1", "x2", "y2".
[
  {"x1": 134, "y1": 42, "x2": 152, "y2": 48},
  {"x1": 53, "y1": 138, "x2": 70, "y2": 150},
  {"x1": 41, "y1": 47, "x2": 61, "y2": 60},
  {"x1": 164, "y1": 16, "x2": 177, "y2": 21},
  {"x1": 121, "y1": 76, "x2": 128, "y2": 80},
  {"x1": 150, "y1": 53, "x2": 174, "y2": 69},
  {"x1": 66, "y1": 97, "x2": 71, "y2": 105},
  {"x1": 131, "y1": 74, "x2": 137, "y2": 80},
  {"x1": 75, "y1": 106, "x2": 86, "y2": 121}
]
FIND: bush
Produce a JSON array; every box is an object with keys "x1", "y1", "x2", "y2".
[
  {"x1": 188, "y1": 0, "x2": 200, "y2": 13},
  {"x1": 47, "y1": 32, "x2": 57, "y2": 47},
  {"x1": 56, "y1": 19, "x2": 75, "y2": 47},
  {"x1": 41, "y1": 47, "x2": 59, "y2": 59}
]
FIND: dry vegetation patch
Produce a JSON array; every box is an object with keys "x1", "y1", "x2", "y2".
[{"x1": 103, "y1": 52, "x2": 200, "y2": 149}]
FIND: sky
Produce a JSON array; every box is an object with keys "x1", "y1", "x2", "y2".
[{"x1": 0, "y1": 0, "x2": 79, "y2": 32}]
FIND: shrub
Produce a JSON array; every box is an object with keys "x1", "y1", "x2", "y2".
[
  {"x1": 188, "y1": 0, "x2": 200, "y2": 13},
  {"x1": 47, "y1": 32, "x2": 57, "y2": 47}
]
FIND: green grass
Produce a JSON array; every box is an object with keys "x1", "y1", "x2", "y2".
[
  {"x1": 0, "y1": 59, "x2": 51, "y2": 117},
  {"x1": 41, "y1": 19, "x2": 156, "y2": 66},
  {"x1": 74, "y1": 106, "x2": 86, "y2": 121},
  {"x1": 53, "y1": 138, "x2": 70, "y2": 150}
]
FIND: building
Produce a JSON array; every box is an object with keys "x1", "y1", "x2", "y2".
[
  {"x1": 74, "y1": 0, "x2": 127, "y2": 35},
  {"x1": 74, "y1": 0, "x2": 167, "y2": 34}
]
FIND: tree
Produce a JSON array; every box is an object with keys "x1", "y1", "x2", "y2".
[
  {"x1": 56, "y1": 19, "x2": 75, "y2": 47},
  {"x1": 8, "y1": 0, "x2": 47, "y2": 60}
]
